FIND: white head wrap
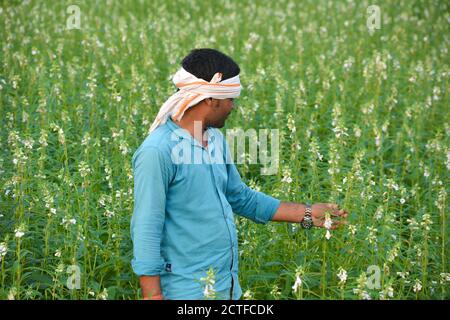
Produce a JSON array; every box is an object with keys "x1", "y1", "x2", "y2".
[{"x1": 149, "y1": 67, "x2": 242, "y2": 134}]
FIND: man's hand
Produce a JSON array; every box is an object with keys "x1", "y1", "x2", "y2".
[
  {"x1": 272, "y1": 202, "x2": 348, "y2": 228},
  {"x1": 140, "y1": 275, "x2": 164, "y2": 300},
  {"x1": 312, "y1": 203, "x2": 348, "y2": 229}
]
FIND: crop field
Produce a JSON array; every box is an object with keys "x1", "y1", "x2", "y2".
[{"x1": 0, "y1": 0, "x2": 448, "y2": 299}]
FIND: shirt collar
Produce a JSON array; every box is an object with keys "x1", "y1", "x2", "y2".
[{"x1": 166, "y1": 116, "x2": 215, "y2": 149}]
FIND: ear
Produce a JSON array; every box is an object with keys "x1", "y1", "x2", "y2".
[
  {"x1": 210, "y1": 98, "x2": 220, "y2": 109},
  {"x1": 207, "y1": 98, "x2": 219, "y2": 109}
]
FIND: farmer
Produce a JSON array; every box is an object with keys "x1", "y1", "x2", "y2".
[{"x1": 130, "y1": 48, "x2": 348, "y2": 300}]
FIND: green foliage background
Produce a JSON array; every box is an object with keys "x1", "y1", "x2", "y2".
[{"x1": 0, "y1": 0, "x2": 448, "y2": 299}]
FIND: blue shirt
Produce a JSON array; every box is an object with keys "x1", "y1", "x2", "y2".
[{"x1": 130, "y1": 116, "x2": 281, "y2": 300}]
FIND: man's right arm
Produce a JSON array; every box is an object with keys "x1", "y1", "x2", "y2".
[{"x1": 130, "y1": 146, "x2": 172, "y2": 300}]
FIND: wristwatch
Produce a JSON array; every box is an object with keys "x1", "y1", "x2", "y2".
[{"x1": 300, "y1": 203, "x2": 313, "y2": 229}]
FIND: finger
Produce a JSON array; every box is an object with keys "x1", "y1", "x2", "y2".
[
  {"x1": 327, "y1": 203, "x2": 339, "y2": 210},
  {"x1": 331, "y1": 209, "x2": 344, "y2": 216},
  {"x1": 327, "y1": 204, "x2": 343, "y2": 215},
  {"x1": 330, "y1": 209, "x2": 346, "y2": 217},
  {"x1": 315, "y1": 219, "x2": 325, "y2": 227}
]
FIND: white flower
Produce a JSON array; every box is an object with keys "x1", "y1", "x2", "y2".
[
  {"x1": 366, "y1": 226, "x2": 377, "y2": 244},
  {"x1": 324, "y1": 215, "x2": 333, "y2": 230},
  {"x1": 14, "y1": 228, "x2": 25, "y2": 239},
  {"x1": 271, "y1": 285, "x2": 281, "y2": 298},
  {"x1": 61, "y1": 217, "x2": 77, "y2": 229},
  {"x1": 413, "y1": 279, "x2": 422, "y2": 293},
  {"x1": 203, "y1": 284, "x2": 215, "y2": 298},
  {"x1": 98, "y1": 288, "x2": 108, "y2": 300},
  {"x1": 343, "y1": 56, "x2": 355, "y2": 71},
  {"x1": 380, "y1": 285, "x2": 394, "y2": 300},
  {"x1": 354, "y1": 126, "x2": 362, "y2": 138},
  {"x1": 324, "y1": 212, "x2": 332, "y2": 240},
  {"x1": 0, "y1": 242, "x2": 8, "y2": 261},
  {"x1": 337, "y1": 267, "x2": 348, "y2": 284},
  {"x1": 348, "y1": 224, "x2": 357, "y2": 235},
  {"x1": 243, "y1": 289, "x2": 254, "y2": 300},
  {"x1": 78, "y1": 161, "x2": 91, "y2": 178},
  {"x1": 353, "y1": 289, "x2": 371, "y2": 300},
  {"x1": 104, "y1": 209, "x2": 115, "y2": 218},
  {"x1": 362, "y1": 291, "x2": 371, "y2": 300},
  {"x1": 281, "y1": 168, "x2": 293, "y2": 184},
  {"x1": 8, "y1": 287, "x2": 17, "y2": 300},
  {"x1": 420, "y1": 213, "x2": 433, "y2": 230},
  {"x1": 284, "y1": 176, "x2": 293, "y2": 184},
  {"x1": 22, "y1": 138, "x2": 34, "y2": 149},
  {"x1": 387, "y1": 244, "x2": 399, "y2": 262},
  {"x1": 292, "y1": 267, "x2": 304, "y2": 294},
  {"x1": 400, "y1": 198, "x2": 406, "y2": 204},
  {"x1": 54, "y1": 249, "x2": 61, "y2": 258},
  {"x1": 374, "y1": 207, "x2": 383, "y2": 220},
  {"x1": 286, "y1": 114, "x2": 296, "y2": 134},
  {"x1": 406, "y1": 218, "x2": 419, "y2": 231},
  {"x1": 387, "y1": 286, "x2": 394, "y2": 298},
  {"x1": 292, "y1": 275, "x2": 302, "y2": 293},
  {"x1": 200, "y1": 267, "x2": 217, "y2": 299},
  {"x1": 440, "y1": 273, "x2": 450, "y2": 284}
]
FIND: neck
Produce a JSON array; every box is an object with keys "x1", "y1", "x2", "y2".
[{"x1": 171, "y1": 114, "x2": 209, "y2": 146}]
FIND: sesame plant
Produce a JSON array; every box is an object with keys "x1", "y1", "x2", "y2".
[{"x1": 0, "y1": 0, "x2": 448, "y2": 300}]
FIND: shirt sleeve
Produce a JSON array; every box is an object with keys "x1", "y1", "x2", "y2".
[
  {"x1": 130, "y1": 146, "x2": 173, "y2": 276},
  {"x1": 222, "y1": 134, "x2": 281, "y2": 224}
]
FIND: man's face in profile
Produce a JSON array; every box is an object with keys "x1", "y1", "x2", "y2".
[{"x1": 208, "y1": 98, "x2": 235, "y2": 128}]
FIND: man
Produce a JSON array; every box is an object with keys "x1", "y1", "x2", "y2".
[{"x1": 130, "y1": 48, "x2": 348, "y2": 300}]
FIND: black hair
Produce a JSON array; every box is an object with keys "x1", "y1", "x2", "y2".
[{"x1": 181, "y1": 48, "x2": 240, "y2": 82}]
